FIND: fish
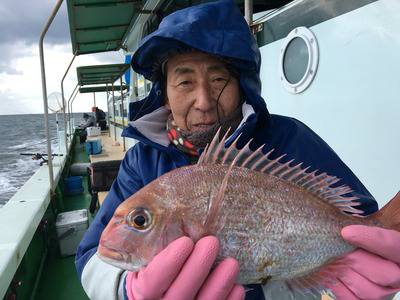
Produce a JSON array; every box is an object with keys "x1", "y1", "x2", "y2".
[{"x1": 98, "y1": 129, "x2": 400, "y2": 295}]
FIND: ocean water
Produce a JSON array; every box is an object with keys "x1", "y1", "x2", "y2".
[{"x1": 0, "y1": 114, "x2": 75, "y2": 207}]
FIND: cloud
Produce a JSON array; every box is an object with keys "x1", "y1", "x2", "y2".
[
  {"x1": 0, "y1": 43, "x2": 31, "y2": 75},
  {"x1": 0, "y1": 0, "x2": 71, "y2": 75},
  {"x1": 0, "y1": 0, "x2": 70, "y2": 46},
  {"x1": 0, "y1": 0, "x2": 129, "y2": 115},
  {"x1": 0, "y1": 66, "x2": 23, "y2": 76},
  {"x1": 0, "y1": 43, "x2": 124, "y2": 115}
]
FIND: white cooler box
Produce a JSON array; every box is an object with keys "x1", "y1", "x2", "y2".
[
  {"x1": 86, "y1": 126, "x2": 101, "y2": 137},
  {"x1": 56, "y1": 209, "x2": 89, "y2": 256}
]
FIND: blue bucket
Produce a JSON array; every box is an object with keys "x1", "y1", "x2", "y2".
[{"x1": 64, "y1": 176, "x2": 84, "y2": 195}]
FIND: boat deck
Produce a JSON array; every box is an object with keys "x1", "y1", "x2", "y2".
[
  {"x1": 34, "y1": 132, "x2": 126, "y2": 299},
  {"x1": 88, "y1": 132, "x2": 125, "y2": 204},
  {"x1": 34, "y1": 140, "x2": 91, "y2": 300}
]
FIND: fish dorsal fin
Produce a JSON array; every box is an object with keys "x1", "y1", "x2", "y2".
[
  {"x1": 198, "y1": 128, "x2": 363, "y2": 215},
  {"x1": 203, "y1": 157, "x2": 233, "y2": 232}
]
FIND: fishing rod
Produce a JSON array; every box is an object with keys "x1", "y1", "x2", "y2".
[
  {"x1": 20, "y1": 152, "x2": 64, "y2": 166},
  {"x1": 0, "y1": 149, "x2": 60, "y2": 157}
]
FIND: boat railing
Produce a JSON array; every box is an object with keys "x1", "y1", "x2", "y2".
[{"x1": 0, "y1": 150, "x2": 69, "y2": 298}]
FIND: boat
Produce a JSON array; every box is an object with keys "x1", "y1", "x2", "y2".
[{"x1": 0, "y1": 0, "x2": 398, "y2": 299}]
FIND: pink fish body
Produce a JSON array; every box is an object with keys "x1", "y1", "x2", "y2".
[{"x1": 99, "y1": 130, "x2": 400, "y2": 291}]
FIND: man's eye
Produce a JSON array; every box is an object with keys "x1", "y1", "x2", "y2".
[
  {"x1": 213, "y1": 77, "x2": 227, "y2": 82},
  {"x1": 178, "y1": 80, "x2": 191, "y2": 86}
]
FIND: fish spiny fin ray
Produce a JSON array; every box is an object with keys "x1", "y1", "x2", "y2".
[
  {"x1": 198, "y1": 127, "x2": 363, "y2": 215},
  {"x1": 202, "y1": 153, "x2": 234, "y2": 230}
]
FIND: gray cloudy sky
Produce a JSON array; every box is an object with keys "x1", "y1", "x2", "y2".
[
  {"x1": 0, "y1": 0, "x2": 68, "y2": 73},
  {"x1": 0, "y1": 0, "x2": 124, "y2": 114}
]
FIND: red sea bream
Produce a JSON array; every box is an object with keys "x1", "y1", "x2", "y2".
[{"x1": 98, "y1": 129, "x2": 400, "y2": 294}]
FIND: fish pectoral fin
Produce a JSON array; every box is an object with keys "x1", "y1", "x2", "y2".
[
  {"x1": 285, "y1": 275, "x2": 326, "y2": 299},
  {"x1": 285, "y1": 259, "x2": 348, "y2": 299}
]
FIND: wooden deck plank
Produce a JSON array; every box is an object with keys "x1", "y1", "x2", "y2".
[{"x1": 87, "y1": 132, "x2": 125, "y2": 163}]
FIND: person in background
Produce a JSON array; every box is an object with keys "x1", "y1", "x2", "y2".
[
  {"x1": 78, "y1": 113, "x2": 95, "y2": 143},
  {"x1": 76, "y1": 1, "x2": 400, "y2": 299},
  {"x1": 92, "y1": 106, "x2": 107, "y2": 130}
]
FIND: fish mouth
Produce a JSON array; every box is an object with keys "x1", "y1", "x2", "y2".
[
  {"x1": 97, "y1": 244, "x2": 144, "y2": 272},
  {"x1": 98, "y1": 244, "x2": 124, "y2": 261}
]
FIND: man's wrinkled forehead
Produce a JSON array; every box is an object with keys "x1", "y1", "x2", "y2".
[
  {"x1": 172, "y1": 64, "x2": 229, "y2": 77},
  {"x1": 164, "y1": 51, "x2": 230, "y2": 77}
]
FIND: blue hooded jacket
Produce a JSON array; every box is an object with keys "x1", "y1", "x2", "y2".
[{"x1": 75, "y1": 1, "x2": 378, "y2": 299}]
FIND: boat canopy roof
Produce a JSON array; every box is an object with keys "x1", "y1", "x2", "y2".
[
  {"x1": 76, "y1": 63, "x2": 130, "y2": 85},
  {"x1": 66, "y1": 0, "x2": 294, "y2": 55},
  {"x1": 66, "y1": 0, "x2": 141, "y2": 55},
  {"x1": 79, "y1": 85, "x2": 128, "y2": 93}
]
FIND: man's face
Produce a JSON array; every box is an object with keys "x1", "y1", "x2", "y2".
[{"x1": 165, "y1": 51, "x2": 241, "y2": 132}]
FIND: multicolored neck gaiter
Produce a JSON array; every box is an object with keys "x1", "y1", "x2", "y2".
[{"x1": 166, "y1": 106, "x2": 243, "y2": 157}]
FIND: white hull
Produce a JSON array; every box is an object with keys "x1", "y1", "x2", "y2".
[{"x1": 259, "y1": 0, "x2": 400, "y2": 207}]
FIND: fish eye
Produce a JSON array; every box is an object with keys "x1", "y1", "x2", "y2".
[{"x1": 126, "y1": 208, "x2": 152, "y2": 230}]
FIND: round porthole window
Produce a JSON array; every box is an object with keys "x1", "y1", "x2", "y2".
[{"x1": 279, "y1": 27, "x2": 319, "y2": 94}]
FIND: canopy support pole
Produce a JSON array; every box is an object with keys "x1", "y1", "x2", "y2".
[
  {"x1": 112, "y1": 83, "x2": 117, "y2": 142},
  {"x1": 39, "y1": 0, "x2": 64, "y2": 192},
  {"x1": 120, "y1": 76, "x2": 126, "y2": 152},
  {"x1": 106, "y1": 83, "x2": 111, "y2": 137},
  {"x1": 245, "y1": 0, "x2": 253, "y2": 25}
]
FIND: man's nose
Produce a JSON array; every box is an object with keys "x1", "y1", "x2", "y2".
[{"x1": 193, "y1": 81, "x2": 216, "y2": 111}]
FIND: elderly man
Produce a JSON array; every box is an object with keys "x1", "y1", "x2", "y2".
[{"x1": 75, "y1": 1, "x2": 400, "y2": 299}]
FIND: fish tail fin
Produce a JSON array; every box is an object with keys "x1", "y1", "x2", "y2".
[
  {"x1": 285, "y1": 192, "x2": 400, "y2": 299},
  {"x1": 370, "y1": 191, "x2": 400, "y2": 230}
]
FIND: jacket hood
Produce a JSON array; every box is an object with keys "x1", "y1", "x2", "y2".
[{"x1": 125, "y1": 0, "x2": 269, "y2": 143}]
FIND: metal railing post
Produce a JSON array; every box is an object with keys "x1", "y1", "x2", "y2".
[
  {"x1": 70, "y1": 90, "x2": 79, "y2": 125},
  {"x1": 61, "y1": 54, "x2": 76, "y2": 152},
  {"x1": 39, "y1": 0, "x2": 64, "y2": 192},
  {"x1": 68, "y1": 84, "x2": 79, "y2": 140}
]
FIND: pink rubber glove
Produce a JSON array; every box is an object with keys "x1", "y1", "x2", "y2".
[
  {"x1": 326, "y1": 225, "x2": 400, "y2": 299},
  {"x1": 125, "y1": 236, "x2": 245, "y2": 300}
]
